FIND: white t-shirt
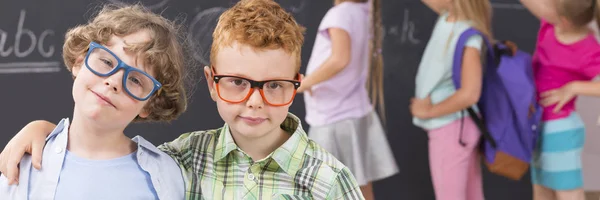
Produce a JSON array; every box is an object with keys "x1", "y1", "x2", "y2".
[
  {"x1": 304, "y1": 2, "x2": 373, "y2": 126},
  {"x1": 413, "y1": 12, "x2": 483, "y2": 130}
]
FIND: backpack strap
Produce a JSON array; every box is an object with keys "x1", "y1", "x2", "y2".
[
  {"x1": 467, "y1": 108, "x2": 497, "y2": 148},
  {"x1": 452, "y1": 28, "x2": 498, "y2": 148},
  {"x1": 451, "y1": 28, "x2": 494, "y2": 88}
]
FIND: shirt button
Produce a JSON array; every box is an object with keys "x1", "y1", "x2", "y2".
[
  {"x1": 532, "y1": 125, "x2": 537, "y2": 131},
  {"x1": 248, "y1": 174, "x2": 255, "y2": 181},
  {"x1": 55, "y1": 147, "x2": 63, "y2": 154}
]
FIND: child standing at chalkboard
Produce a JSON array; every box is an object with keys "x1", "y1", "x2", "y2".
[
  {"x1": 298, "y1": 0, "x2": 399, "y2": 199},
  {"x1": 520, "y1": 0, "x2": 600, "y2": 199},
  {"x1": 409, "y1": 0, "x2": 492, "y2": 199},
  {"x1": 0, "y1": 4, "x2": 190, "y2": 199}
]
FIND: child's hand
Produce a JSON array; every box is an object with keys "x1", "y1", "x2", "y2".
[
  {"x1": 297, "y1": 85, "x2": 312, "y2": 95},
  {"x1": 411, "y1": 96, "x2": 433, "y2": 119},
  {"x1": 297, "y1": 75, "x2": 312, "y2": 95},
  {"x1": 0, "y1": 120, "x2": 54, "y2": 185},
  {"x1": 540, "y1": 83, "x2": 576, "y2": 113}
]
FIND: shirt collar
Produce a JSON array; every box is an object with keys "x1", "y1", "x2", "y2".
[
  {"x1": 48, "y1": 118, "x2": 163, "y2": 156},
  {"x1": 214, "y1": 124, "x2": 239, "y2": 162},
  {"x1": 45, "y1": 118, "x2": 70, "y2": 142},
  {"x1": 269, "y1": 113, "x2": 309, "y2": 176},
  {"x1": 213, "y1": 113, "x2": 309, "y2": 176},
  {"x1": 132, "y1": 135, "x2": 165, "y2": 156}
]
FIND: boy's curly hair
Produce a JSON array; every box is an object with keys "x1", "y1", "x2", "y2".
[
  {"x1": 210, "y1": 0, "x2": 306, "y2": 71},
  {"x1": 63, "y1": 4, "x2": 193, "y2": 122}
]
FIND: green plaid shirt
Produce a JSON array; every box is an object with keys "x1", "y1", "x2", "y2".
[{"x1": 158, "y1": 113, "x2": 364, "y2": 200}]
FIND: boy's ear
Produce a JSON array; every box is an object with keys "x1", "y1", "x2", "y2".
[
  {"x1": 71, "y1": 56, "x2": 85, "y2": 78},
  {"x1": 138, "y1": 102, "x2": 153, "y2": 119},
  {"x1": 138, "y1": 109, "x2": 150, "y2": 118},
  {"x1": 204, "y1": 66, "x2": 217, "y2": 102}
]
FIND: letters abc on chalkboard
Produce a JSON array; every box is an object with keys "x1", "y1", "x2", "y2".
[{"x1": 0, "y1": 10, "x2": 59, "y2": 74}]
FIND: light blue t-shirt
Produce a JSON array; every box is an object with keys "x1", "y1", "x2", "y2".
[
  {"x1": 52, "y1": 150, "x2": 158, "y2": 200},
  {"x1": 413, "y1": 12, "x2": 483, "y2": 130},
  {"x1": 0, "y1": 118, "x2": 186, "y2": 200}
]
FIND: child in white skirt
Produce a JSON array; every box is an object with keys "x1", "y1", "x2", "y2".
[{"x1": 297, "y1": 0, "x2": 399, "y2": 199}]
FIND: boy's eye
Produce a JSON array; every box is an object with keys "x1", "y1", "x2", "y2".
[
  {"x1": 100, "y1": 58, "x2": 114, "y2": 67},
  {"x1": 129, "y1": 76, "x2": 142, "y2": 85},
  {"x1": 230, "y1": 78, "x2": 248, "y2": 86},
  {"x1": 266, "y1": 82, "x2": 282, "y2": 89}
]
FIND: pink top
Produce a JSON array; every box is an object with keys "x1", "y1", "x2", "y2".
[
  {"x1": 304, "y1": 2, "x2": 372, "y2": 126},
  {"x1": 533, "y1": 20, "x2": 600, "y2": 120}
]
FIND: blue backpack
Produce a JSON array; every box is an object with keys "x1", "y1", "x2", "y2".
[{"x1": 452, "y1": 28, "x2": 543, "y2": 180}]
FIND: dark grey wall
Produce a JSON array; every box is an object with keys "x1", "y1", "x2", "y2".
[{"x1": 0, "y1": 0, "x2": 540, "y2": 199}]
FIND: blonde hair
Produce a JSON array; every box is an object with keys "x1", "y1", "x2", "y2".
[
  {"x1": 337, "y1": 0, "x2": 386, "y2": 121},
  {"x1": 557, "y1": 0, "x2": 599, "y2": 28},
  {"x1": 63, "y1": 4, "x2": 191, "y2": 122},
  {"x1": 369, "y1": 0, "x2": 386, "y2": 121},
  {"x1": 452, "y1": 0, "x2": 494, "y2": 41},
  {"x1": 210, "y1": 0, "x2": 306, "y2": 72}
]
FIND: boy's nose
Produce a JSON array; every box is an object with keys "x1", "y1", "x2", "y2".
[
  {"x1": 104, "y1": 71, "x2": 123, "y2": 93},
  {"x1": 246, "y1": 88, "x2": 264, "y2": 109}
]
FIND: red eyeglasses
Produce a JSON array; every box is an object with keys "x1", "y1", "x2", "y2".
[{"x1": 210, "y1": 67, "x2": 302, "y2": 106}]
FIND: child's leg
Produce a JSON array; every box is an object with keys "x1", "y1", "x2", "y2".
[
  {"x1": 359, "y1": 182, "x2": 374, "y2": 200},
  {"x1": 428, "y1": 142, "x2": 444, "y2": 199},
  {"x1": 533, "y1": 184, "x2": 556, "y2": 200},
  {"x1": 532, "y1": 113, "x2": 586, "y2": 200},
  {"x1": 555, "y1": 188, "x2": 584, "y2": 200},
  {"x1": 466, "y1": 152, "x2": 484, "y2": 200},
  {"x1": 428, "y1": 118, "x2": 483, "y2": 200}
]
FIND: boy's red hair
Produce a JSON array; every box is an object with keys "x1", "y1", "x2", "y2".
[{"x1": 210, "y1": 0, "x2": 306, "y2": 71}]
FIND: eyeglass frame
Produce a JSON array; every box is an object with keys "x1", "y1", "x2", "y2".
[
  {"x1": 210, "y1": 66, "x2": 302, "y2": 106},
  {"x1": 84, "y1": 41, "x2": 162, "y2": 101}
]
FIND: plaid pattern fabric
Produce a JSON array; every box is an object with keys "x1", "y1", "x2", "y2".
[{"x1": 159, "y1": 113, "x2": 364, "y2": 200}]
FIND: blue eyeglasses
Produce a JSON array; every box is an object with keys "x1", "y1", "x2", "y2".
[{"x1": 84, "y1": 42, "x2": 162, "y2": 101}]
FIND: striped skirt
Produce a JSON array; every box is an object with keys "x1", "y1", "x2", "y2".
[{"x1": 531, "y1": 113, "x2": 585, "y2": 190}]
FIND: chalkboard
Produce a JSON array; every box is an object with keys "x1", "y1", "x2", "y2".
[{"x1": 0, "y1": 0, "x2": 541, "y2": 199}]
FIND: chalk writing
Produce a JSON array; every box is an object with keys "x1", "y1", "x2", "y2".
[
  {"x1": 0, "y1": 10, "x2": 55, "y2": 59},
  {"x1": 189, "y1": 7, "x2": 227, "y2": 66},
  {"x1": 386, "y1": 9, "x2": 420, "y2": 45},
  {"x1": 0, "y1": 62, "x2": 60, "y2": 74},
  {"x1": 0, "y1": 10, "x2": 59, "y2": 74}
]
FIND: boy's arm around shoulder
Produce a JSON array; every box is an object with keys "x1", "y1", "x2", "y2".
[
  {"x1": 157, "y1": 129, "x2": 219, "y2": 170},
  {"x1": 325, "y1": 167, "x2": 365, "y2": 200},
  {"x1": 158, "y1": 132, "x2": 196, "y2": 169},
  {"x1": 0, "y1": 120, "x2": 56, "y2": 184}
]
